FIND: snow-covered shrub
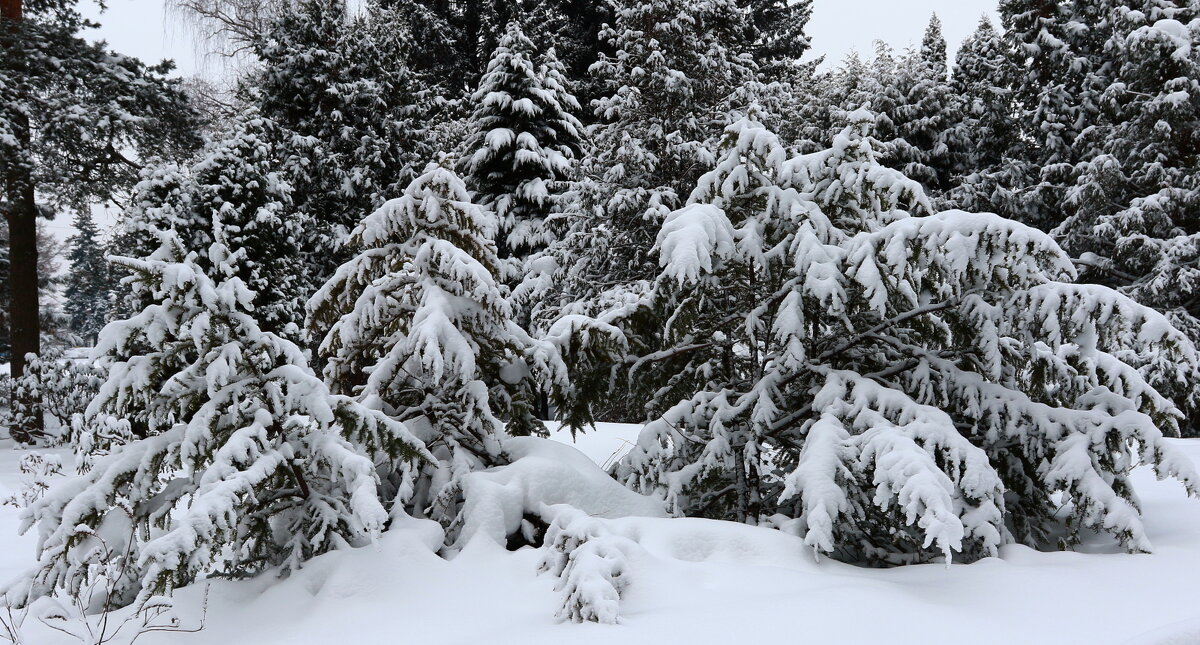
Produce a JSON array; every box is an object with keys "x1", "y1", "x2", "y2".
[
  {"x1": 0, "y1": 349, "x2": 95, "y2": 445},
  {"x1": 1, "y1": 453, "x2": 63, "y2": 509},
  {"x1": 16, "y1": 348, "x2": 103, "y2": 438},
  {"x1": 309, "y1": 165, "x2": 613, "y2": 530},
  {"x1": 540, "y1": 507, "x2": 635, "y2": 624},
  {"x1": 2, "y1": 503, "x2": 208, "y2": 645},
  {"x1": 18, "y1": 224, "x2": 431, "y2": 602},
  {"x1": 613, "y1": 112, "x2": 1200, "y2": 565}
]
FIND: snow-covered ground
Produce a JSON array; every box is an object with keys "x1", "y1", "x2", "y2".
[{"x1": 1, "y1": 425, "x2": 1199, "y2": 645}]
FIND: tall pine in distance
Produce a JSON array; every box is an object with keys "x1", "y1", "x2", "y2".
[
  {"x1": 743, "y1": 0, "x2": 813, "y2": 81},
  {"x1": 994, "y1": 0, "x2": 1089, "y2": 228},
  {"x1": 459, "y1": 21, "x2": 583, "y2": 273},
  {"x1": 63, "y1": 210, "x2": 111, "y2": 345},
  {"x1": 382, "y1": 0, "x2": 614, "y2": 103},
  {"x1": 943, "y1": 16, "x2": 1019, "y2": 214},
  {"x1": 890, "y1": 14, "x2": 957, "y2": 195}
]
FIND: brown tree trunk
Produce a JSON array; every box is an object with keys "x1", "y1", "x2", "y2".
[{"x1": 2, "y1": 0, "x2": 45, "y2": 443}]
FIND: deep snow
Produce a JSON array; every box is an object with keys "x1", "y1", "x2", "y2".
[{"x1": 1, "y1": 423, "x2": 1198, "y2": 645}]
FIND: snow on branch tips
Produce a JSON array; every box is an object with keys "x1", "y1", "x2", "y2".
[
  {"x1": 16, "y1": 222, "x2": 431, "y2": 604},
  {"x1": 613, "y1": 114, "x2": 1200, "y2": 566}
]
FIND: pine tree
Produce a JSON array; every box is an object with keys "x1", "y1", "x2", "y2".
[
  {"x1": 1, "y1": 0, "x2": 199, "y2": 441},
  {"x1": 992, "y1": 0, "x2": 1094, "y2": 227},
  {"x1": 116, "y1": 112, "x2": 308, "y2": 338},
  {"x1": 384, "y1": 0, "x2": 614, "y2": 103},
  {"x1": 459, "y1": 22, "x2": 583, "y2": 268},
  {"x1": 1056, "y1": 3, "x2": 1200, "y2": 434},
  {"x1": 892, "y1": 15, "x2": 957, "y2": 195},
  {"x1": 742, "y1": 0, "x2": 813, "y2": 81},
  {"x1": 943, "y1": 16, "x2": 1021, "y2": 213},
  {"x1": 614, "y1": 112, "x2": 1200, "y2": 565},
  {"x1": 252, "y1": 0, "x2": 435, "y2": 284},
  {"x1": 552, "y1": 0, "x2": 758, "y2": 307},
  {"x1": 18, "y1": 223, "x2": 430, "y2": 603},
  {"x1": 308, "y1": 165, "x2": 597, "y2": 526},
  {"x1": 63, "y1": 210, "x2": 111, "y2": 344}
]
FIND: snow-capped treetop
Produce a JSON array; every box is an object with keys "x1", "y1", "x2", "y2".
[{"x1": 459, "y1": 21, "x2": 584, "y2": 266}]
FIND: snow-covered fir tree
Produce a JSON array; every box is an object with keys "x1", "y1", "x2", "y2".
[
  {"x1": 613, "y1": 112, "x2": 1200, "y2": 565},
  {"x1": 1057, "y1": 3, "x2": 1200, "y2": 434},
  {"x1": 63, "y1": 210, "x2": 111, "y2": 345},
  {"x1": 308, "y1": 165, "x2": 601, "y2": 526},
  {"x1": 17, "y1": 222, "x2": 430, "y2": 602},
  {"x1": 991, "y1": 0, "x2": 1095, "y2": 228},
  {"x1": 743, "y1": 0, "x2": 813, "y2": 81},
  {"x1": 459, "y1": 21, "x2": 583, "y2": 268},
  {"x1": 539, "y1": 0, "x2": 760, "y2": 326},
  {"x1": 252, "y1": 0, "x2": 436, "y2": 281},
  {"x1": 943, "y1": 16, "x2": 1021, "y2": 213},
  {"x1": 115, "y1": 112, "x2": 308, "y2": 337},
  {"x1": 893, "y1": 15, "x2": 957, "y2": 196}
]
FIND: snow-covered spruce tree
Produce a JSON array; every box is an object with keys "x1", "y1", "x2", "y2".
[
  {"x1": 943, "y1": 16, "x2": 1021, "y2": 214},
  {"x1": 824, "y1": 43, "x2": 920, "y2": 183},
  {"x1": 63, "y1": 210, "x2": 112, "y2": 345},
  {"x1": 114, "y1": 112, "x2": 308, "y2": 338},
  {"x1": 459, "y1": 21, "x2": 583, "y2": 269},
  {"x1": 614, "y1": 112, "x2": 1200, "y2": 566},
  {"x1": 987, "y1": 0, "x2": 1098, "y2": 228},
  {"x1": 308, "y1": 165, "x2": 608, "y2": 526},
  {"x1": 742, "y1": 0, "x2": 812, "y2": 82},
  {"x1": 17, "y1": 224, "x2": 430, "y2": 603},
  {"x1": 252, "y1": 0, "x2": 435, "y2": 281},
  {"x1": 552, "y1": 0, "x2": 758, "y2": 305},
  {"x1": 892, "y1": 15, "x2": 957, "y2": 197},
  {"x1": 1056, "y1": 5, "x2": 1200, "y2": 434}
]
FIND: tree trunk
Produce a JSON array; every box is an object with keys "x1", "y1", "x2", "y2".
[{"x1": 2, "y1": 0, "x2": 44, "y2": 443}]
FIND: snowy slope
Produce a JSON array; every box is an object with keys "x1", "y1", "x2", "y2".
[{"x1": 3, "y1": 430, "x2": 1200, "y2": 645}]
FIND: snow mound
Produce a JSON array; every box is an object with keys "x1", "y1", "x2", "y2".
[{"x1": 457, "y1": 437, "x2": 667, "y2": 547}]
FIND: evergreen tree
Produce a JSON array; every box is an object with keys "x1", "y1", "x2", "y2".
[
  {"x1": 893, "y1": 14, "x2": 957, "y2": 195},
  {"x1": 1056, "y1": 3, "x2": 1200, "y2": 434},
  {"x1": 742, "y1": 0, "x2": 813, "y2": 81},
  {"x1": 991, "y1": 0, "x2": 1095, "y2": 227},
  {"x1": 614, "y1": 112, "x2": 1200, "y2": 564},
  {"x1": 1, "y1": 0, "x2": 199, "y2": 441},
  {"x1": 459, "y1": 22, "x2": 584, "y2": 268},
  {"x1": 252, "y1": 0, "x2": 435, "y2": 283},
  {"x1": 385, "y1": 0, "x2": 614, "y2": 102},
  {"x1": 116, "y1": 113, "x2": 308, "y2": 338},
  {"x1": 18, "y1": 224, "x2": 430, "y2": 602},
  {"x1": 63, "y1": 210, "x2": 111, "y2": 345},
  {"x1": 308, "y1": 165, "x2": 594, "y2": 526},
  {"x1": 944, "y1": 16, "x2": 1021, "y2": 213},
  {"x1": 551, "y1": 0, "x2": 758, "y2": 307}
]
